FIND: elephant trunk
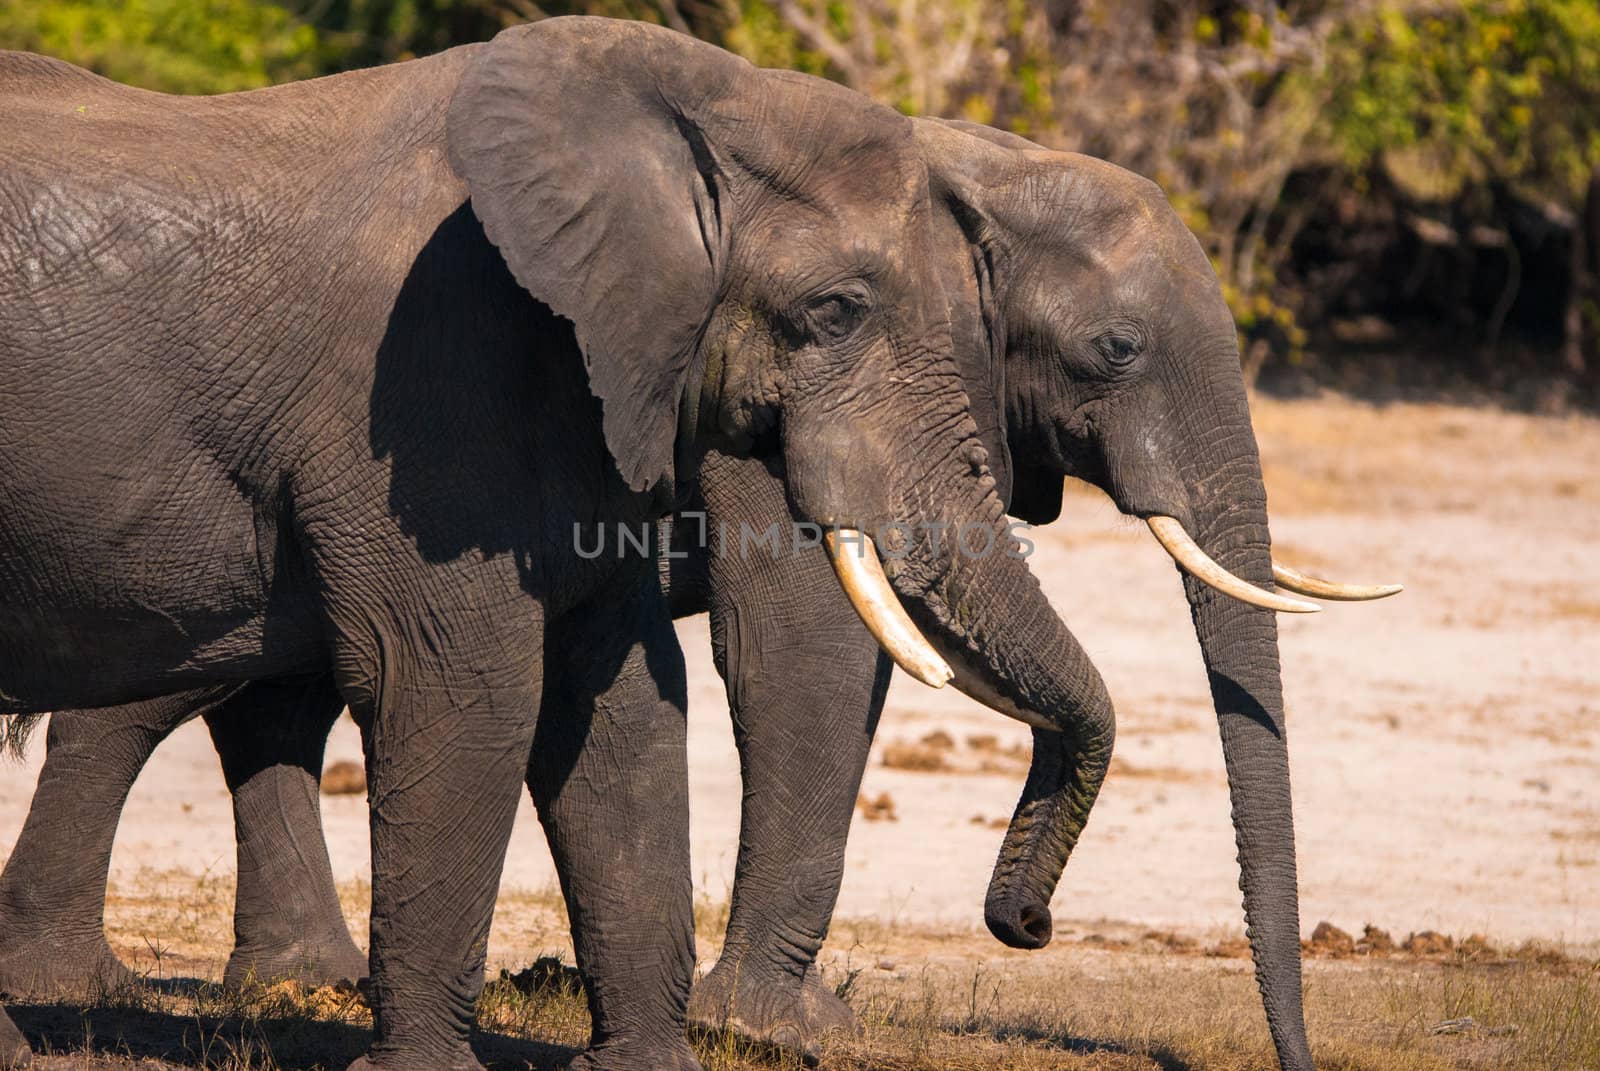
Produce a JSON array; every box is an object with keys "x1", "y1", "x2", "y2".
[
  {"x1": 881, "y1": 489, "x2": 1115, "y2": 951},
  {"x1": 1179, "y1": 446, "x2": 1314, "y2": 1071}
]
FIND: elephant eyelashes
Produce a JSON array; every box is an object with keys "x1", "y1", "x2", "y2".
[{"x1": 804, "y1": 292, "x2": 870, "y2": 341}]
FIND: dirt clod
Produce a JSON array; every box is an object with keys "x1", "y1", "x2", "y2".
[
  {"x1": 320, "y1": 760, "x2": 366, "y2": 796},
  {"x1": 1308, "y1": 921, "x2": 1356, "y2": 956},
  {"x1": 882, "y1": 742, "x2": 950, "y2": 772},
  {"x1": 1403, "y1": 930, "x2": 1455, "y2": 955},
  {"x1": 1358, "y1": 924, "x2": 1395, "y2": 953},
  {"x1": 501, "y1": 956, "x2": 583, "y2": 997},
  {"x1": 858, "y1": 792, "x2": 898, "y2": 822}
]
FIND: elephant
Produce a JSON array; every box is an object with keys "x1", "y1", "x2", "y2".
[
  {"x1": 0, "y1": 18, "x2": 1125, "y2": 1071},
  {"x1": 673, "y1": 121, "x2": 1399, "y2": 1071},
  {"x1": 0, "y1": 94, "x2": 1399, "y2": 1071}
]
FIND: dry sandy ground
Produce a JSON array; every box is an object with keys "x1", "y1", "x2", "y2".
[{"x1": 1, "y1": 393, "x2": 1595, "y2": 978}]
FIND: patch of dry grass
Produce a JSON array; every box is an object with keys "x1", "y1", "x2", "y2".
[{"x1": 14, "y1": 872, "x2": 1597, "y2": 1070}]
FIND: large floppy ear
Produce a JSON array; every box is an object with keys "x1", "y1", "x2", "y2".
[
  {"x1": 915, "y1": 119, "x2": 1035, "y2": 516},
  {"x1": 448, "y1": 18, "x2": 746, "y2": 493},
  {"x1": 918, "y1": 119, "x2": 1068, "y2": 525}
]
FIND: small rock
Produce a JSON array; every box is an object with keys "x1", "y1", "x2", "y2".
[
  {"x1": 876, "y1": 958, "x2": 896, "y2": 971},
  {"x1": 919, "y1": 729, "x2": 955, "y2": 750}
]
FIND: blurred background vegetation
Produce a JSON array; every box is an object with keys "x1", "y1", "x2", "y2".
[{"x1": 5, "y1": 0, "x2": 1599, "y2": 407}]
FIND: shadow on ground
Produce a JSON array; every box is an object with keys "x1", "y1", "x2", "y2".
[
  {"x1": 10, "y1": 1000, "x2": 575, "y2": 1070},
  {"x1": 958, "y1": 1020, "x2": 1191, "y2": 1071}
]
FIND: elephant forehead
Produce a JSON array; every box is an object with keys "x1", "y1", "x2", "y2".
[{"x1": 742, "y1": 204, "x2": 913, "y2": 287}]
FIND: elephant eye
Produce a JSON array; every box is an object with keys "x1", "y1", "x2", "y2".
[
  {"x1": 805, "y1": 292, "x2": 869, "y2": 341},
  {"x1": 1094, "y1": 330, "x2": 1142, "y2": 368}
]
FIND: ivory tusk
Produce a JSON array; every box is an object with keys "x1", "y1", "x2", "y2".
[
  {"x1": 823, "y1": 528, "x2": 953, "y2": 688},
  {"x1": 1146, "y1": 516, "x2": 1320, "y2": 614},
  {"x1": 1271, "y1": 563, "x2": 1403, "y2": 602}
]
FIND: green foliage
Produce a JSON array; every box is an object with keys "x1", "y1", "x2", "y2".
[
  {"x1": 0, "y1": 0, "x2": 316, "y2": 93},
  {"x1": 306, "y1": 0, "x2": 520, "y2": 70},
  {"x1": 1320, "y1": 0, "x2": 1600, "y2": 201},
  {"x1": 720, "y1": 0, "x2": 830, "y2": 77}
]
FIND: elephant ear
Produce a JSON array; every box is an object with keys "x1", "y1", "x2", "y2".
[
  {"x1": 448, "y1": 18, "x2": 745, "y2": 493},
  {"x1": 918, "y1": 119, "x2": 1069, "y2": 526},
  {"x1": 915, "y1": 120, "x2": 1036, "y2": 517}
]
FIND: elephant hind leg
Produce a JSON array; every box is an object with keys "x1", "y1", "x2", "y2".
[
  {"x1": 206, "y1": 675, "x2": 367, "y2": 990},
  {"x1": 0, "y1": 690, "x2": 231, "y2": 999}
]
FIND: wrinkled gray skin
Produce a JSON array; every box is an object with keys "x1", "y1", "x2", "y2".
[
  {"x1": 0, "y1": 122, "x2": 1313, "y2": 1069},
  {"x1": 0, "y1": 19, "x2": 1119, "y2": 1070}
]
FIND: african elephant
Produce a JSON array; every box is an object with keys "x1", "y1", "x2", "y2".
[
  {"x1": 0, "y1": 18, "x2": 1123, "y2": 1071},
  {"x1": 686, "y1": 122, "x2": 1401, "y2": 1071},
  {"x1": 0, "y1": 109, "x2": 1397, "y2": 1070}
]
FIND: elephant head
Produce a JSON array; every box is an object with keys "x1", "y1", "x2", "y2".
[
  {"x1": 914, "y1": 120, "x2": 1401, "y2": 1071},
  {"x1": 448, "y1": 17, "x2": 1114, "y2": 835}
]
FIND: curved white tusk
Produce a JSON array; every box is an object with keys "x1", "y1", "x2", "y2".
[
  {"x1": 823, "y1": 528, "x2": 953, "y2": 688},
  {"x1": 1146, "y1": 516, "x2": 1320, "y2": 614},
  {"x1": 1271, "y1": 563, "x2": 1403, "y2": 602}
]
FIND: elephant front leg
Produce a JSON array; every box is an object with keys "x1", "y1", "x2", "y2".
[
  {"x1": 337, "y1": 613, "x2": 542, "y2": 1071},
  {"x1": 530, "y1": 570, "x2": 700, "y2": 1071},
  {"x1": 684, "y1": 452, "x2": 890, "y2": 1064},
  {"x1": 0, "y1": 690, "x2": 230, "y2": 999},
  {"x1": 205, "y1": 676, "x2": 367, "y2": 990}
]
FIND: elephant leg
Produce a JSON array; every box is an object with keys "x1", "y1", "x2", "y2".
[
  {"x1": 205, "y1": 675, "x2": 367, "y2": 989},
  {"x1": 530, "y1": 567, "x2": 699, "y2": 1071},
  {"x1": 685, "y1": 452, "x2": 890, "y2": 1064},
  {"x1": 336, "y1": 605, "x2": 541, "y2": 1071},
  {"x1": 0, "y1": 1007, "x2": 26, "y2": 1069},
  {"x1": 0, "y1": 688, "x2": 232, "y2": 999}
]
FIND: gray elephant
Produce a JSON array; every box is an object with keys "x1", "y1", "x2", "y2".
[
  {"x1": 0, "y1": 18, "x2": 1119, "y2": 1071},
  {"x1": 2, "y1": 111, "x2": 1396, "y2": 1071},
  {"x1": 682, "y1": 122, "x2": 1398, "y2": 1071}
]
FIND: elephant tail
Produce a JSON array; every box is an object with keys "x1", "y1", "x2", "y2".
[{"x1": 1, "y1": 713, "x2": 44, "y2": 760}]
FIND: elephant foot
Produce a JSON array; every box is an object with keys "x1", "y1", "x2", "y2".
[
  {"x1": 688, "y1": 959, "x2": 855, "y2": 1066},
  {"x1": 0, "y1": 931, "x2": 133, "y2": 1000},
  {"x1": 223, "y1": 934, "x2": 367, "y2": 990},
  {"x1": 567, "y1": 1037, "x2": 702, "y2": 1071},
  {"x1": 0, "y1": 1009, "x2": 30, "y2": 1069}
]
